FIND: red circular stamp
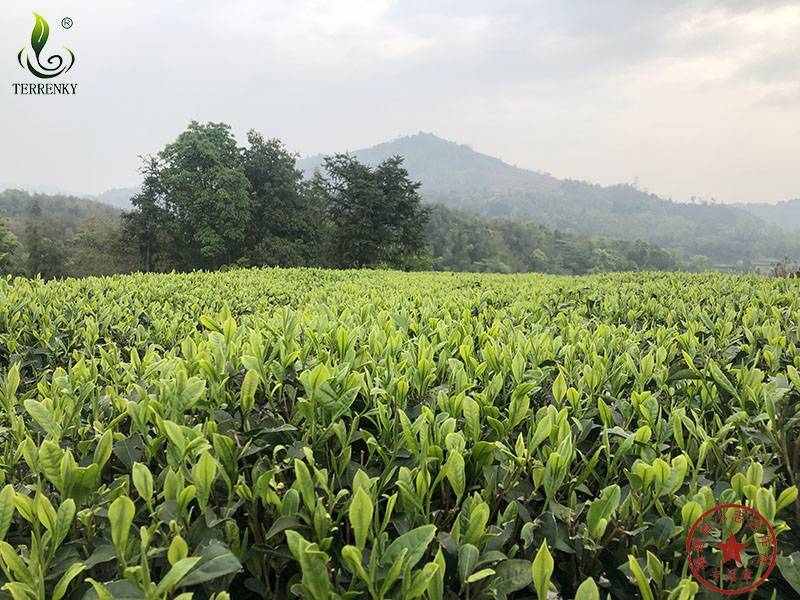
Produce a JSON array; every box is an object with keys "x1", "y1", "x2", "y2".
[{"x1": 686, "y1": 503, "x2": 777, "y2": 595}]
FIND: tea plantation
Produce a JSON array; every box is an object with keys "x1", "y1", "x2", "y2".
[{"x1": 0, "y1": 269, "x2": 798, "y2": 598}]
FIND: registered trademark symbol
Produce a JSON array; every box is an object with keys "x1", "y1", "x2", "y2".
[{"x1": 61, "y1": 17, "x2": 73, "y2": 29}]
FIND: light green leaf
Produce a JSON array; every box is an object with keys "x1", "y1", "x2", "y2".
[
  {"x1": 574, "y1": 577, "x2": 600, "y2": 600},
  {"x1": 54, "y1": 498, "x2": 76, "y2": 548},
  {"x1": 24, "y1": 399, "x2": 61, "y2": 437},
  {"x1": 241, "y1": 369, "x2": 259, "y2": 414},
  {"x1": 348, "y1": 487, "x2": 373, "y2": 549},
  {"x1": 294, "y1": 459, "x2": 316, "y2": 513},
  {"x1": 192, "y1": 451, "x2": 217, "y2": 510},
  {"x1": 35, "y1": 493, "x2": 56, "y2": 533},
  {"x1": 2, "y1": 582, "x2": 37, "y2": 600},
  {"x1": 0, "y1": 541, "x2": 34, "y2": 586},
  {"x1": 458, "y1": 543, "x2": 479, "y2": 582},
  {"x1": 409, "y1": 562, "x2": 440, "y2": 597},
  {"x1": 168, "y1": 535, "x2": 188, "y2": 565},
  {"x1": 445, "y1": 450, "x2": 466, "y2": 502},
  {"x1": 132, "y1": 462, "x2": 154, "y2": 503},
  {"x1": 0, "y1": 485, "x2": 16, "y2": 540},
  {"x1": 155, "y1": 557, "x2": 201, "y2": 596},
  {"x1": 552, "y1": 372, "x2": 567, "y2": 404},
  {"x1": 285, "y1": 531, "x2": 330, "y2": 600},
  {"x1": 52, "y1": 562, "x2": 85, "y2": 600},
  {"x1": 532, "y1": 540, "x2": 554, "y2": 600},
  {"x1": 466, "y1": 568, "x2": 495, "y2": 584},
  {"x1": 108, "y1": 496, "x2": 135, "y2": 560},
  {"x1": 93, "y1": 430, "x2": 114, "y2": 469},
  {"x1": 626, "y1": 555, "x2": 654, "y2": 600}
]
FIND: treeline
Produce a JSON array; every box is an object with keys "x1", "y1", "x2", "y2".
[
  {"x1": 427, "y1": 205, "x2": 707, "y2": 274},
  {"x1": 1, "y1": 121, "x2": 695, "y2": 278}
]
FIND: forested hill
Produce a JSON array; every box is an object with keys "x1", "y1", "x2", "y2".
[
  {"x1": 0, "y1": 189, "x2": 121, "y2": 236},
  {"x1": 427, "y1": 205, "x2": 693, "y2": 274},
  {"x1": 0, "y1": 189, "x2": 132, "y2": 278},
  {"x1": 299, "y1": 133, "x2": 799, "y2": 264},
  {"x1": 736, "y1": 198, "x2": 800, "y2": 232},
  {"x1": 300, "y1": 132, "x2": 562, "y2": 199}
]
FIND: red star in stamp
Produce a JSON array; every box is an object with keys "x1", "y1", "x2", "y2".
[{"x1": 686, "y1": 503, "x2": 777, "y2": 595}]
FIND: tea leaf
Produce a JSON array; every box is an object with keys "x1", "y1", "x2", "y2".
[
  {"x1": 574, "y1": 577, "x2": 600, "y2": 600},
  {"x1": 382, "y1": 524, "x2": 436, "y2": 570},
  {"x1": 180, "y1": 541, "x2": 242, "y2": 586},
  {"x1": 532, "y1": 541, "x2": 554, "y2": 600},
  {"x1": 132, "y1": 462, "x2": 154, "y2": 503},
  {"x1": 348, "y1": 487, "x2": 373, "y2": 549},
  {"x1": 108, "y1": 495, "x2": 135, "y2": 560},
  {"x1": 24, "y1": 399, "x2": 61, "y2": 437}
]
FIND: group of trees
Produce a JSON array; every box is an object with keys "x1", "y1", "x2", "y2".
[
  {"x1": 0, "y1": 192, "x2": 133, "y2": 278},
  {"x1": 1, "y1": 121, "x2": 703, "y2": 279},
  {"x1": 425, "y1": 205, "x2": 704, "y2": 274},
  {"x1": 125, "y1": 122, "x2": 430, "y2": 272}
]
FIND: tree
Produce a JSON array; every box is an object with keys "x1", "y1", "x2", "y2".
[
  {"x1": 315, "y1": 154, "x2": 430, "y2": 269},
  {"x1": 67, "y1": 219, "x2": 137, "y2": 277},
  {"x1": 243, "y1": 131, "x2": 324, "y2": 266},
  {"x1": 24, "y1": 219, "x2": 66, "y2": 278},
  {"x1": 158, "y1": 121, "x2": 251, "y2": 269},
  {"x1": 0, "y1": 219, "x2": 21, "y2": 274},
  {"x1": 124, "y1": 156, "x2": 167, "y2": 272}
]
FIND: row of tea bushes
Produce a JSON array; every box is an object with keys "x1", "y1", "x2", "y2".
[{"x1": 0, "y1": 268, "x2": 798, "y2": 598}]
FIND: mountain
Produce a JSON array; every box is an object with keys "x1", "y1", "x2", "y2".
[
  {"x1": 0, "y1": 181, "x2": 84, "y2": 197},
  {"x1": 737, "y1": 199, "x2": 800, "y2": 232},
  {"x1": 299, "y1": 133, "x2": 798, "y2": 265},
  {"x1": 0, "y1": 183, "x2": 139, "y2": 211},
  {"x1": 299, "y1": 132, "x2": 561, "y2": 200},
  {"x1": 94, "y1": 187, "x2": 139, "y2": 210}
]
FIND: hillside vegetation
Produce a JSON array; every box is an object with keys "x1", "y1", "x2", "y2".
[
  {"x1": 736, "y1": 198, "x2": 800, "y2": 232},
  {"x1": 0, "y1": 189, "x2": 133, "y2": 278},
  {"x1": 427, "y1": 205, "x2": 693, "y2": 274},
  {"x1": 0, "y1": 268, "x2": 798, "y2": 598},
  {"x1": 300, "y1": 133, "x2": 800, "y2": 264},
  {"x1": 1, "y1": 123, "x2": 687, "y2": 279}
]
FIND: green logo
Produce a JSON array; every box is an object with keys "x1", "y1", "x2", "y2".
[{"x1": 17, "y1": 12, "x2": 75, "y2": 79}]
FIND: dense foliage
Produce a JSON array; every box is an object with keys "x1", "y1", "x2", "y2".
[
  {"x1": 123, "y1": 122, "x2": 430, "y2": 272},
  {"x1": 426, "y1": 206, "x2": 699, "y2": 274},
  {"x1": 0, "y1": 268, "x2": 798, "y2": 598}
]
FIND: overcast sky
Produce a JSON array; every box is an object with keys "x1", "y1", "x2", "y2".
[{"x1": 1, "y1": 0, "x2": 798, "y2": 203}]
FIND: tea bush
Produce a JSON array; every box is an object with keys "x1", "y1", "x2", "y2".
[{"x1": 0, "y1": 268, "x2": 798, "y2": 598}]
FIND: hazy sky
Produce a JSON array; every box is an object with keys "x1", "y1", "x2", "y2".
[{"x1": 1, "y1": 0, "x2": 798, "y2": 203}]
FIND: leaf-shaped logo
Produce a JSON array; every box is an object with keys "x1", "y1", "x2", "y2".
[
  {"x1": 18, "y1": 12, "x2": 75, "y2": 79},
  {"x1": 31, "y1": 12, "x2": 49, "y2": 57}
]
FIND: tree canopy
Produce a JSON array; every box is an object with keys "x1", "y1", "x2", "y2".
[{"x1": 2, "y1": 122, "x2": 697, "y2": 279}]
